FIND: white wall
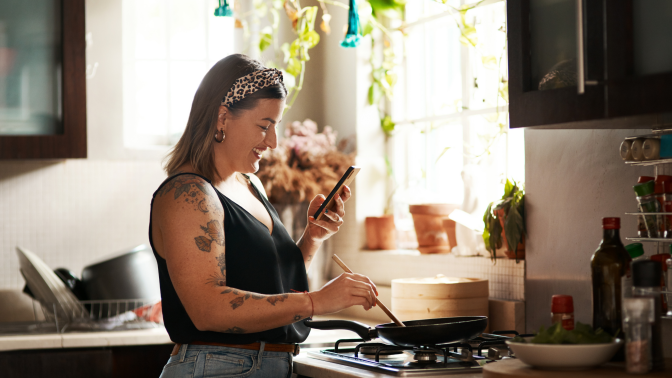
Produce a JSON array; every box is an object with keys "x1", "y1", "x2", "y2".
[{"x1": 524, "y1": 128, "x2": 657, "y2": 332}]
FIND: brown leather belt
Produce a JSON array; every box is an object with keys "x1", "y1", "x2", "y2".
[{"x1": 171, "y1": 341, "x2": 300, "y2": 357}]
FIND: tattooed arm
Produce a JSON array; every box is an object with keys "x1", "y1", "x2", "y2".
[{"x1": 151, "y1": 174, "x2": 318, "y2": 334}]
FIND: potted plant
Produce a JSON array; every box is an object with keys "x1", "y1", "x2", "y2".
[{"x1": 482, "y1": 179, "x2": 526, "y2": 260}]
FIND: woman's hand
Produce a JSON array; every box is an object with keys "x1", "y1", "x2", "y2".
[
  {"x1": 305, "y1": 185, "x2": 352, "y2": 243},
  {"x1": 311, "y1": 273, "x2": 378, "y2": 315}
]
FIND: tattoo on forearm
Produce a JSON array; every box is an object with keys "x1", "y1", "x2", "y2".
[
  {"x1": 194, "y1": 220, "x2": 225, "y2": 252},
  {"x1": 293, "y1": 314, "x2": 303, "y2": 321},
  {"x1": 223, "y1": 326, "x2": 245, "y2": 334},
  {"x1": 219, "y1": 288, "x2": 286, "y2": 310},
  {"x1": 205, "y1": 272, "x2": 226, "y2": 287}
]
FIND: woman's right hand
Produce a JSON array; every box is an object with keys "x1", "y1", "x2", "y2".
[{"x1": 311, "y1": 273, "x2": 378, "y2": 315}]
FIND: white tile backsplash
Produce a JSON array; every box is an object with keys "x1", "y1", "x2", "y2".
[{"x1": 0, "y1": 160, "x2": 166, "y2": 289}]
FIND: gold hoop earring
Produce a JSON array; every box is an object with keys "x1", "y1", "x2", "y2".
[{"x1": 214, "y1": 129, "x2": 225, "y2": 143}]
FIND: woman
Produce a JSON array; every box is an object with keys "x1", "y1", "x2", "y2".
[{"x1": 149, "y1": 54, "x2": 378, "y2": 378}]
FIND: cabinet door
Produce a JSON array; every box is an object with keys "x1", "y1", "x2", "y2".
[
  {"x1": 508, "y1": 0, "x2": 605, "y2": 128},
  {"x1": 606, "y1": 0, "x2": 672, "y2": 119},
  {"x1": 0, "y1": 0, "x2": 86, "y2": 159}
]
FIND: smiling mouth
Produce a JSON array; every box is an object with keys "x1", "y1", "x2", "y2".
[{"x1": 252, "y1": 148, "x2": 264, "y2": 156}]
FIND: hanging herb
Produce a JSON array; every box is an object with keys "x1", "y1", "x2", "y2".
[{"x1": 214, "y1": 0, "x2": 233, "y2": 17}]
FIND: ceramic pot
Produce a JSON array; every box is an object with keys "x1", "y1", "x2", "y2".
[
  {"x1": 495, "y1": 208, "x2": 525, "y2": 259},
  {"x1": 409, "y1": 204, "x2": 459, "y2": 254},
  {"x1": 442, "y1": 218, "x2": 458, "y2": 250},
  {"x1": 365, "y1": 215, "x2": 397, "y2": 250}
]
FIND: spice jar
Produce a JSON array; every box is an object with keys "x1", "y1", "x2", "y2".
[
  {"x1": 623, "y1": 297, "x2": 655, "y2": 374},
  {"x1": 634, "y1": 180, "x2": 661, "y2": 238},
  {"x1": 621, "y1": 140, "x2": 634, "y2": 161},
  {"x1": 650, "y1": 254, "x2": 669, "y2": 314},
  {"x1": 632, "y1": 260, "x2": 665, "y2": 370},
  {"x1": 655, "y1": 175, "x2": 672, "y2": 236},
  {"x1": 636, "y1": 176, "x2": 655, "y2": 237},
  {"x1": 551, "y1": 295, "x2": 574, "y2": 330}
]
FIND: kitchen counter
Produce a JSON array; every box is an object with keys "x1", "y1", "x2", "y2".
[{"x1": 0, "y1": 326, "x2": 172, "y2": 352}]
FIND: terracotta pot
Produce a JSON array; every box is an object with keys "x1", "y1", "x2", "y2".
[
  {"x1": 494, "y1": 208, "x2": 525, "y2": 259},
  {"x1": 365, "y1": 215, "x2": 397, "y2": 250},
  {"x1": 409, "y1": 204, "x2": 459, "y2": 254},
  {"x1": 442, "y1": 218, "x2": 458, "y2": 250}
]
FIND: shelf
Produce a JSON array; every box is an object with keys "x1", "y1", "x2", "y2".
[
  {"x1": 625, "y1": 212, "x2": 672, "y2": 215},
  {"x1": 625, "y1": 158, "x2": 672, "y2": 166},
  {"x1": 625, "y1": 237, "x2": 672, "y2": 243}
]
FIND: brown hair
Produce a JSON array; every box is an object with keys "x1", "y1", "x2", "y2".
[{"x1": 164, "y1": 54, "x2": 287, "y2": 180}]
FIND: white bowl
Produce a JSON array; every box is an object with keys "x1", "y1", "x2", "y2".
[{"x1": 505, "y1": 338, "x2": 623, "y2": 370}]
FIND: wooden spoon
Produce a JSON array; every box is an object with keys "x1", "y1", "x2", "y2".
[{"x1": 332, "y1": 254, "x2": 406, "y2": 327}]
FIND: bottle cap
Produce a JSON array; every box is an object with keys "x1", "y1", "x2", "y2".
[
  {"x1": 638, "y1": 176, "x2": 655, "y2": 184},
  {"x1": 651, "y1": 254, "x2": 669, "y2": 272},
  {"x1": 632, "y1": 260, "x2": 662, "y2": 287},
  {"x1": 602, "y1": 217, "x2": 620, "y2": 229},
  {"x1": 551, "y1": 295, "x2": 574, "y2": 313},
  {"x1": 633, "y1": 180, "x2": 655, "y2": 196},
  {"x1": 625, "y1": 243, "x2": 645, "y2": 259}
]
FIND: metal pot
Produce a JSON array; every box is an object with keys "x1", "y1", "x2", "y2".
[{"x1": 81, "y1": 245, "x2": 160, "y2": 302}]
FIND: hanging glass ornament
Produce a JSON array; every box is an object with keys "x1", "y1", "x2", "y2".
[
  {"x1": 214, "y1": 0, "x2": 233, "y2": 17},
  {"x1": 340, "y1": 0, "x2": 361, "y2": 48}
]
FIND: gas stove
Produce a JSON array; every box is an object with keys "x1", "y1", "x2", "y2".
[{"x1": 306, "y1": 331, "x2": 531, "y2": 376}]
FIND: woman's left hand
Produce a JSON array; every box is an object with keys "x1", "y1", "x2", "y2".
[{"x1": 306, "y1": 185, "x2": 352, "y2": 243}]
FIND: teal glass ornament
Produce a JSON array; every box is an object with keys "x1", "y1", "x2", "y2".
[
  {"x1": 214, "y1": 0, "x2": 233, "y2": 17},
  {"x1": 340, "y1": 0, "x2": 361, "y2": 48}
]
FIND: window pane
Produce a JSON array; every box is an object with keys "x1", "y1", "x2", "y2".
[
  {"x1": 169, "y1": 0, "x2": 207, "y2": 60},
  {"x1": 133, "y1": 0, "x2": 167, "y2": 60},
  {"x1": 134, "y1": 61, "x2": 168, "y2": 136},
  {"x1": 169, "y1": 61, "x2": 207, "y2": 141}
]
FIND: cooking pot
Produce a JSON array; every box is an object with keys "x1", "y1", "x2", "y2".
[
  {"x1": 304, "y1": 316, "x2": 488, "y2": 347},
  {"x1": 81, "y1": 244, "x2": 160, "y2": 302}
]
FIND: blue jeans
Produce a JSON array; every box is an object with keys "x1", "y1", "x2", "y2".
[{"x1": 159, "y1": 343, "x2": 293, "y2": 378}]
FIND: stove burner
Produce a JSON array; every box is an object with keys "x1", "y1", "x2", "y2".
[
  {"x1": 359, "y1": 345, "x2": 404, "y2": 356},
  {"x1": 412, "y1": 350, "x2": 437, "y2": 363}
]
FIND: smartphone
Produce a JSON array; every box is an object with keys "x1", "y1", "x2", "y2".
[{"x1": 313, "y1": 166, "x2": 360, "y2": 221}]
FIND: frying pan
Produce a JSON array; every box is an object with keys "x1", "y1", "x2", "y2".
[{"x1": 304, "y1": 316, "x2": 487, "y2": 347}]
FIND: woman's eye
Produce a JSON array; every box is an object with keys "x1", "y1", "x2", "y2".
[{"x1": 259, "y1": 125, "x2": 273, "y2": 131}]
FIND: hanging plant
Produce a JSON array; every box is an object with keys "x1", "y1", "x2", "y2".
[
  {"x1": 341, "y1": 0, "x2": 362, "y2": 48},
  {"x1": 213, "y1": 0, "x2": 233, "y2": 17}
]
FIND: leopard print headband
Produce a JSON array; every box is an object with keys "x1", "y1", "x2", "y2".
[{"x1": 221, "y1": 68, "x2": 284, "y2": 107}]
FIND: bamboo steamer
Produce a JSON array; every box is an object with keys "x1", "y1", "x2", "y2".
[{"x1": 391, "y1": 275, "x2": 489, "y2": 324}]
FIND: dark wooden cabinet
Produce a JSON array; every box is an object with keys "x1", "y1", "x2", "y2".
[
  {"x1": 0, "y1": 0, "x2": 86, "y2": 159},
  {"x1": 0, "y1": 344, "x2": 173, "y2": 378},
  {"x1": 508, "y1": 0, "x2": 672, "y2": 129}
]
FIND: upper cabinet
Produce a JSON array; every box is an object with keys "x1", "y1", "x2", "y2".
[
  {"x1": 0, "y1": 0, "x2": 86, "y2": 158},
  {"x1": 508, "y1": 0, "x2": 672, "y2": 129}
]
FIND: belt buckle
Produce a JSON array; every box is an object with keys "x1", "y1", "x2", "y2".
[{"x1": 293, "y1": 344, "x2": 301, "y2": 356}]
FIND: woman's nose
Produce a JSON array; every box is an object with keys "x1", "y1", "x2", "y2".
[{"x1": 266, "y1": 126, "x2": 278, "y2": 149}]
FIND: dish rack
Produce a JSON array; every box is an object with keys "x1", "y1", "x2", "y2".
[{"x1": 35, "y1": 298, "x2": 162, "y2": 333}]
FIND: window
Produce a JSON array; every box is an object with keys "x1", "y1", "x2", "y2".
[
  {"x1": 122, "y1": 0, "x2": 235, "y2": 148},
  {"x1": 388, "y1": 0, "x2": 523, "y2": 248}
]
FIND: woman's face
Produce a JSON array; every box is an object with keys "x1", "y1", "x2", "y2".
[{"x1": 217, "y1": 98, "x2": 284, "y2": 175}]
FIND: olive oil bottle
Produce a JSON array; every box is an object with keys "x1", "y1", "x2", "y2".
[{"x1": 591, "y1": 217, "x2": 631, "y2": 360}]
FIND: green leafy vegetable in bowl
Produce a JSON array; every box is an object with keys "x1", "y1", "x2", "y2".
[{"x1": 511, "y1": 322, "x2": 613, "y2": 344}]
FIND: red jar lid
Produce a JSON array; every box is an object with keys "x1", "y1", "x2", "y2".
[
  {"x1": 551, "y1": 295, "x2": 574, "y2": 313},
  {"x1": 638, "y1": 176, "x2": 655, "y2": 184},
  {"x1": 602, "y1": 217, "x2": 620, "y2": 229}
]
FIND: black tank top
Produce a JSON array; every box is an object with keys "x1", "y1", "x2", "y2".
[{"x1": 149, "y1": 172, "x2": 310, "y2": 344}]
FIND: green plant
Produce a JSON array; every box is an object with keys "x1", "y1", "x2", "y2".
[{"x1": 482, "y1": 179, "x2": 525, "y2": 260}]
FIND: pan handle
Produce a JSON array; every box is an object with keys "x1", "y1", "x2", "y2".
[{"x1": 304, "y1": 319, "x2": 377, "y2": 340}]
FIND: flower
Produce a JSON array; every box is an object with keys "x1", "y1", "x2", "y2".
[{"x1": 257, "y1": 119, "x2": 355, "y2": 204}]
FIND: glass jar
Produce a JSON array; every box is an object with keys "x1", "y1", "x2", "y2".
[
  {"x1": 623, "y1": 297, "x2": 655, "y2": 374},
  {"x1": 634, "y1": 180, "x2": 660, "y2": 238}
]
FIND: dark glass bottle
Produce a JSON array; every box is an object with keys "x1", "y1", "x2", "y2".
[{"x1": 591, "y1": 217, "x2": 632, "y2": 360}]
